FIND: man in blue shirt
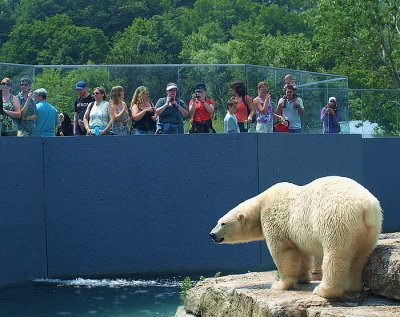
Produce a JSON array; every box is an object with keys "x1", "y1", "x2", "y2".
[
  {"x1": 32, "y1": 88, "x2": 59, "y2": 136},
  {"x1": 276, "y1": 85, "x2": 305, "y2": 133}
]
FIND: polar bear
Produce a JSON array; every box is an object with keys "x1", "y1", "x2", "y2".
[{"x1": 209, "y1": 176, "x2": 382, "y2": 298}]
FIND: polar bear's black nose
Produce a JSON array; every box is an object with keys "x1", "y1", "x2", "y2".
[{"x1": 210, "y1": 233, "x2": 216, "y2": 240}]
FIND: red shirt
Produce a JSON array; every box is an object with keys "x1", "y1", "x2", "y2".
[
  {"x1": 234, "y1": 95, "x2": 252, "y2": 123},
  {"x1": 190, "y1": 98, "x2": 214, "y2": 122}
]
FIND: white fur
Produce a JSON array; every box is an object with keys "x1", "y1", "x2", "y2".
[{"x1": 210, "y1": 176, "x2": 382, "y2": 298}]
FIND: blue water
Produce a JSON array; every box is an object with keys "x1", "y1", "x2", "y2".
[{"x1": 0, "y1": 277, "x2": 182, "y2": 317}]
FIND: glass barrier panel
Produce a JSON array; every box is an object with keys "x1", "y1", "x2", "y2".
[{"x1": 15, "y1": 63, "x2": 400, "y2": 137}]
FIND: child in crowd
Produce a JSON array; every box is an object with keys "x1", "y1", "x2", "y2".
[
  {"x1": 224, "y1": 100, "x2": 240, "y2": 133},
  {"x1": 283, "y1": 74, "x2": 297, "y2": 92}
]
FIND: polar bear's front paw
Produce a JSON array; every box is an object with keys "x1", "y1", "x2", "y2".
[
  {"x1": 271, "y1": 280, "x2": 292, "y2": 290},
  {"x1": 313, "y1": 284, "x2": 343, "y2": 299}
]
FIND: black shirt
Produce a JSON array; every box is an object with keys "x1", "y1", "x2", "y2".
[{"x1": 74, "y1": 94, "x2": 94, "y2": 135}]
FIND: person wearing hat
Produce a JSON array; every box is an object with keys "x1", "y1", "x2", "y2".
[
  {"x1": 154, "y1": 82, "x2": 188, "y2": 134},
  {"x1": 73, "y1": 80, "x2": 94, "y2": 136},
  {"x1": 188, "y1": 82, "x2": 215, "y2": 133},
  {"x1": 321, "y1": 96, "x2": 339, "y2": 134}
]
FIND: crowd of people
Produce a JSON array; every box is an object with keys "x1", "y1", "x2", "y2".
[{"x1": 0, "y1": 74, "x2": 340, "y2": 136}]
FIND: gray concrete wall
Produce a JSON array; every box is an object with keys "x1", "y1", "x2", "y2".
[
  {"x1": 0, "y1": 137, "x2": 47, "y2": 284},
  {"x1": 0, "y1": 134, "x2": 398, "y2": 284},
  {"x1": 363, "y1": 138, "x2": 400, "y2": 233}
]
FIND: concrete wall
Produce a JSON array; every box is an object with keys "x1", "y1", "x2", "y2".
[
  {"x1": 363, "y1": 138, "x2": 400, "y2": 233},
  {"x1": 0, "y1": 137, "x2": 47, "y2": 284},
  {"x1": 0, "y1": 134, "x2": 399, "y2": 284}
]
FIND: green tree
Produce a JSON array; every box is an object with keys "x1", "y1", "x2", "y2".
[
  {"x1": 0, "y1": 0, "x2": 15, "y2": 46},
  {"x1": 190, "y1": 0, "x2": 259, "y2": 36},
  {"x1": 13, "y1": 0, "x2": 194, "y2": 37},
  {"x1": 108, "y1": 12, "x2": 185, "y2": 64},
  {"x1": 34, "y1": 65, "x2": 112, "y2": 116},
  {"x1": 230, "y1": 3, "x2": 308, "y2": 39},
  {"x1": 307, "y1": 0, "x2": 400, "y2": 88},
  {"x1": 0, "y1": 14, "x2": 109, "y2": 65}
]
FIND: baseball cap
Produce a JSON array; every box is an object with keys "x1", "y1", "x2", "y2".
[
  {"x1": 75, "y1": 81, "x2": 87, "y2": 90},
  {"x1": 166, "y1": 84, "x2": 178, "y2": 91},
  {"x1": 195, "y1": 82, "x2": 206, "y2": 92},
  {"x1": 329, "y1": 97, "x2": 336, "y2": 103}
]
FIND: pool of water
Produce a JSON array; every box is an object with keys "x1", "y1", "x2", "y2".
[{"x1": 0, "y1": 277, "x2": 183, "y2": 317}]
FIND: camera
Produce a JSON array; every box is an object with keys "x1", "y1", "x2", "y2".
[{"x1": 195, "y1": 93, "x2": 200, "y2": 98}]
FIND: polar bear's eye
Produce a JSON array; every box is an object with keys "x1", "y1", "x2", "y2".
[{"x1": 221, "y1": 223, "x2": 226, "y2": 227}]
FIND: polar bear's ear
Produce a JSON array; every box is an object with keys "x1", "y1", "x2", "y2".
[{"x1": 237, "y1": 214, "x2": 245, "y2": 222}]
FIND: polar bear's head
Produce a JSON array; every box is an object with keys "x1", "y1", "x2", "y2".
[{"x1": 209, "y1": 197, "x2": 264, "y2": 244}]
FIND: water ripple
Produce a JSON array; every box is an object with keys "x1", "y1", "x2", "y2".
[{"x1": 33, "y1": 278, "x2": 181, "y2": 288}]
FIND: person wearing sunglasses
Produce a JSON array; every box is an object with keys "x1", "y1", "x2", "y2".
[
  {"x1": 83, "y1": 87, "x2": 113, "y2": 135},
  {"x1": 16, "y1": 76, "x2": 37, "y2": 136},
  {"x1": 1, "y1": 78, "x2": 21, "y2": 136}
]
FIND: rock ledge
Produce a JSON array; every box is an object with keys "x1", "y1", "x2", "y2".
[
  {"x1": 176, "y1": 233, "x2": 400, "y2": 317},
  {"x1": 178, "y1": 271, "x2": 399, "y2": 317}
]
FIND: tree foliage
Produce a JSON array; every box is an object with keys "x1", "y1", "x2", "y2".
[
  {"x1": 307, "y1": 0, "x2": 400, "y2": 88},
  {"x1": 0, "y1": 0, "x2": 398, "y2": 89},
  {"x1": 1, "y1": 14, "x2": 109, "y2": 65}
]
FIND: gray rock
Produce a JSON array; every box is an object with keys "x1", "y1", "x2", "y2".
[
  {"x1": 179, "y1": 233, "x2": 400, "y2": 316},
  {"x1": 175, "y1": 305, "x2": 198, "y2": 317},
  {"x1": 363, "y1": 233, "x2": 400, "y2": 300},
  {"x1": 183, "y1": 271, "x2": 399, "y2": 316}
]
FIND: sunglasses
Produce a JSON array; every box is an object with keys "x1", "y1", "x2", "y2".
[
  {"x1": 20, "y1": 83, "x2": 30, "y2": 86},
  {"x1": 93, "y1": 92, "x2": 102, "y2": 95},
  {"x1": 1, "y1": 83, "x2": 11, "y2": 87}
]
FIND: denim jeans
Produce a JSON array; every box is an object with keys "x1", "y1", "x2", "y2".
[{"x1": 133, "y1": 129, "x2": 155, "y2": 135}]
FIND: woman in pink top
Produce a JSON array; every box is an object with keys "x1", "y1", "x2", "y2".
[{"x1": 229, "y1": 80, "x2": 254, "y2": 132}]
